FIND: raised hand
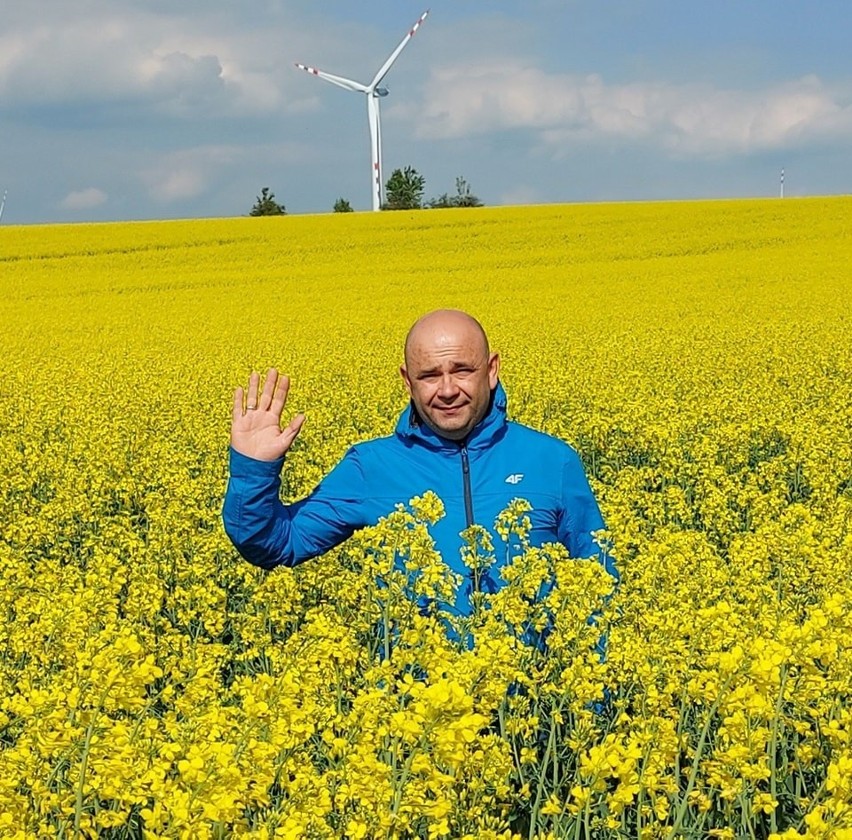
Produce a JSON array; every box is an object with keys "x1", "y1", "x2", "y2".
[{"x1": 231, "y1": 369, "x2": 305, "y2": 462}]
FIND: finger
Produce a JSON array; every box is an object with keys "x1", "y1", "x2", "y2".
[
  {"x1": 259, "y1": 368, "x2": 278, "y2": 412},
  {"x1": 279, "y1": 413, "x2": 305, "y2": 452},
  {"x1": 233, "y1": 386, "x2": 244, "y2": 422},
  {"x1": 270, "y1": 373, "x2": 290, "y2": 418},
  {"x1": 246, "y1": 371, "x2": 260, "y2": 410}
]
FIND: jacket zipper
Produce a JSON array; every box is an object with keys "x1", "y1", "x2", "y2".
[{"x1": 461, "y1": 444, "x2": 474, "y2": 527}]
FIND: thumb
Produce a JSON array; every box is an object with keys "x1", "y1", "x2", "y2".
[{"x1": 279, "y1": 413, "x2": 305, "y2": 452}]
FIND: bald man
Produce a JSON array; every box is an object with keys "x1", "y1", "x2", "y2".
[{"x1": 223, "y1": 310, "x2": 618, "y2": 615}]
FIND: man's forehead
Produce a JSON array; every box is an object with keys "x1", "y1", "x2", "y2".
[
  {"x1": 408, "y1": 343, "x2": 486, "y2": 365},
  {"x1": 404, "y1": 310, "x2": 489, "y2": 362}
]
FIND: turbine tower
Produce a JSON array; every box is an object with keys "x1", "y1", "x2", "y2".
[{"x1": 296, "y1": 10, "x2": 429, "y2": 212}]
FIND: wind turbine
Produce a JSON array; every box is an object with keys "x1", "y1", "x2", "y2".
[
  {"x1": 0, "y1": 190, "x2": 6, "y2": 223},
  {"x1": 296, "y1": 10, "x2": 429, "y2": 212}
]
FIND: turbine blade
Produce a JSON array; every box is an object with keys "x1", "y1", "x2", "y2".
[
  {"x1": 294, "y1": 63, "x2": 369, "y2": 93},
  {"x1": 369, "y1": 9, "x2": 429, "y2": 90}
]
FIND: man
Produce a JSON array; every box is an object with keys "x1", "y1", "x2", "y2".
[{"x1": 222, "y1": 309, "x2": 618, "y2": 615}]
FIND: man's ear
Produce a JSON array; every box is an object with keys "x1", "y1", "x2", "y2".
[
  {"x1": 400, "y1": 364, "x2": 413, "y2": 397},
  {"x1": 488, "y1": 352, "x2": 500, "y2": 389}
]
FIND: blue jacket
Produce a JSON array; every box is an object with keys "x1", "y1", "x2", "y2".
[{"x1": 222, "y1": 382, "x2": 618, "y2": 615}]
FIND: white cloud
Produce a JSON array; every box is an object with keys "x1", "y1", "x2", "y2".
[
  {"x1": 0, "y1": 3, "x2": 318, "y2": 118},
  {"x1": 142, "y1": 146, "x2": 236, "y2": 202},
  {"x1": 406, "y1": 63, "x2": 852, "y2": 158},
  {"x1": 135, "y1": 51, "x2": 226, "y2": 115},
  {"x1": 60, "y1": 187, "x2": 108, "y2": 210},
  {"x1": 141, "y1": 141, "x2": 315, "y2": 203},
  {"x1": 147, "y1": 169, "x2": 207, "y2": 203}
]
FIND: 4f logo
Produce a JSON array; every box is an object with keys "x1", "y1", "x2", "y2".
[{"x1": 505, "y1": 473, "x2": 524, "y2": 485}]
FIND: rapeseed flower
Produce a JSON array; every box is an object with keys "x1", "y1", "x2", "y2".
[{"x1": 1, "y1": 197, "x2": 851, "y2": 837}]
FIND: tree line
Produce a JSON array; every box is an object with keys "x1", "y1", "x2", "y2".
[{"x1": 249, "y1": 168, "x2": 481, "y2": 216}]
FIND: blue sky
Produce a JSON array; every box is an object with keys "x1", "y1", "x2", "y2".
[{"x1": 1, "y1": 1, "x2": 850, "y2": 224}]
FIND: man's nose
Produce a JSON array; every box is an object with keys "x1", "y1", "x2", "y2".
[{"x1": 437, "y1": 375, "x2": 459, "y2": 398}]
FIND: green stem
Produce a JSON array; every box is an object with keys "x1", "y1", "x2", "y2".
[
  {"x1": 769, "y1": 667, "x2": 788, "y2": 835},
  {"x1": 528, "y1": 719, "x2": 557, "y2": 840},
  {"x1": 74, "y1": 679, "x2": 116, "y2": 837},
  {"x1": 665, "y1": 682, "x2": 728, "y2": 840},
  {"x1": 383, "y1": 598, "x2": 391, "y2": 663},
  {"x1": 390, "y1": 726, "x2": 432, "y2": 820},
  {"x1": 791, "y1": 778, "x2": 827, "y2": 833}
]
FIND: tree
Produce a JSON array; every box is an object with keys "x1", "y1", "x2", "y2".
[
  {"x1": 426, "y1": 176, "x2": 482, "y2": 209},
  {"x1": 383, "y1": 166, "x2": 425, "y2": 210},
  {"x1": 452, "y1": 176, "x2": 482, "y2": 208},
  {"x1": 250, "y1": 187, "x2": 285, "y2": 216},
  {"x1": 425, "y1": 192, "x2": 453, "y2": 209},
  {"x1": 333, "y1": 197, "x2": 354, "y2": 213}
]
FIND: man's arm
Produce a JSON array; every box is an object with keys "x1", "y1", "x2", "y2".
[
  {"x1": 223, "y1": 445, "x2": 367, "y2": 569},
  {"x1": 222, "y1": 368, "x2": 367, "y2": 569}
]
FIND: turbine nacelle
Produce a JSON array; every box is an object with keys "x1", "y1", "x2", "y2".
[{"x1": 374, "y1": 87, "x2": 389, "y2": 97}]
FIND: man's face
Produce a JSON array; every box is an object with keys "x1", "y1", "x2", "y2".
[{"x1": 401, "y1": 319, "x2": 499, "y2": 442}]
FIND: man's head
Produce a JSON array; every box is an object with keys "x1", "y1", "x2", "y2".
[{"x1": 400, "y1": 309, "x2": 500, "y2": 441}]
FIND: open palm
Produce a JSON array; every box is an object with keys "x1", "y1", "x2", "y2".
[{"x1": 231, "y1": 369, "x2": 305, "y2": 462}]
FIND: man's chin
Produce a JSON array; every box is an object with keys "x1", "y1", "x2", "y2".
[
  {"x1": 436, "y1": 422, "x2": 475, "y2": 441},
  {"x1": 424, "y1": 411, "x2": 472, "y2": 440}
]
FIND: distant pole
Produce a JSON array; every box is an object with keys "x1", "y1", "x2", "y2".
[
  {"x1": 780, "y1": 168, "x2": 784, "y2": 199},
  {"x1": 0, "y1": 190, "x2": 6, "y2": 222}
]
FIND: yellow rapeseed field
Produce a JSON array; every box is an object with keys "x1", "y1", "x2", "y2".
[{"x1": 1, "y1": 198, "x2": 851, "y2": 839}]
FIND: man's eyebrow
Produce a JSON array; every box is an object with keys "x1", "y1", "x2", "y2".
[{"x1": 416, "y1": 360, "x2": 481, "y2": 376}]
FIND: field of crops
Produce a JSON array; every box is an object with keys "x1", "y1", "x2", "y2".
[{"x1": 1, "y1": 197, "x2": 851, "y2": 839}]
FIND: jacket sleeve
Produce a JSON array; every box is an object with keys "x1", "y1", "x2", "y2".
[
  {"x1": 558, "y1": 448, "x2": 620, "y2": 584},
  {"x1": 222, "y1": 445, "x2": 368, "y2": 570}
]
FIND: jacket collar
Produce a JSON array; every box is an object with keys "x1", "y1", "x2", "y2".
[{"x1": 394, "y1": 380, "x2": 508, "y2": 452}]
